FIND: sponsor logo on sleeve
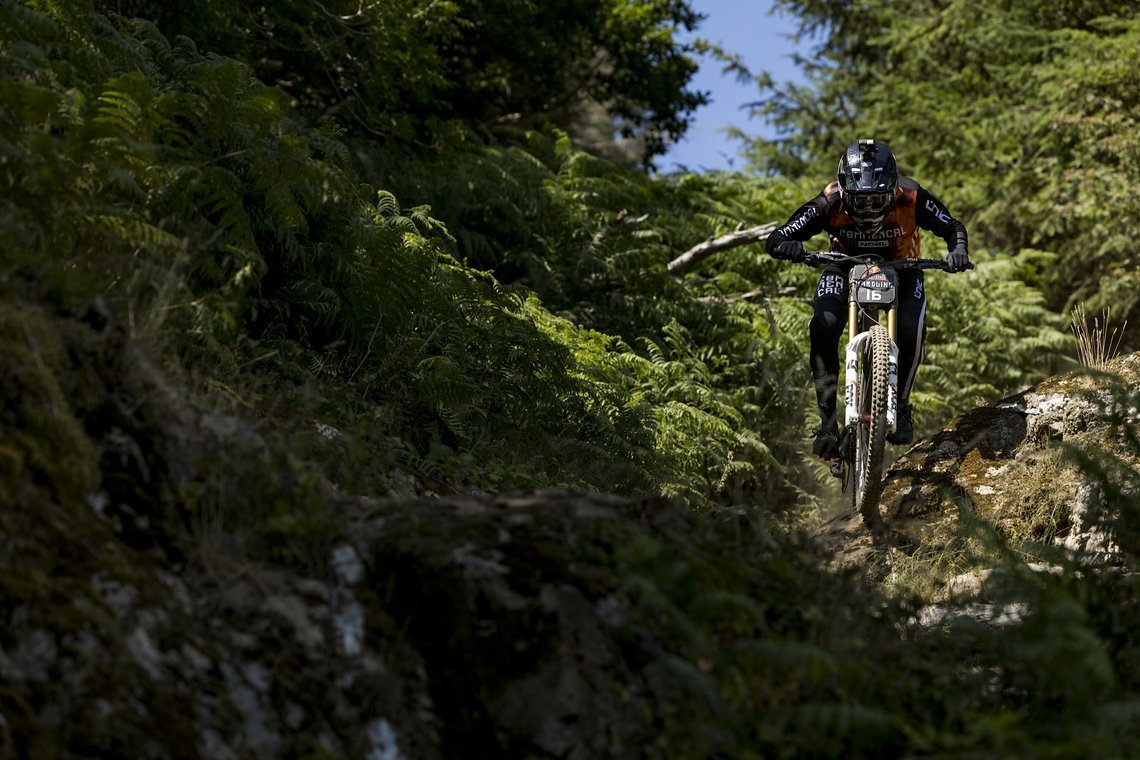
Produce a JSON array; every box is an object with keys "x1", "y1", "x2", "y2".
[
  {"x1": 782, "y1": 206, "x2": 818, "y2": 234},
  {"x1": 924, "y1": 199, "x2": 951, "y2": 225}
]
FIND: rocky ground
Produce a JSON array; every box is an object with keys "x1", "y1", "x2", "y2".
[{"x1": 816, "y1": 353, "x2": 1140, "y2": 588}]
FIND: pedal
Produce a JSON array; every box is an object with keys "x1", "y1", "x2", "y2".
[
  {"x1": 830, "y1": 428, "x2": 852, "y2": 481},
  {"x1": 836, "y1": 428, "x2": 852, "y2": 459}
]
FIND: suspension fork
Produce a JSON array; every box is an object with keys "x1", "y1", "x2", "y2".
[
  {"x1": 886, "y1": 306, "x2": 898, "y2": 431},
  {"x1": 843, "y1": 301, "x2": 859, "y2": 428},
  {"x1": 843, "y1": 303, "x2": 900, "y2": 431}
]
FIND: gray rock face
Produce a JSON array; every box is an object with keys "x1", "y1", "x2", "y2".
[{"x1": 346, "y1": 490, "x2": 697, "y2": 758}]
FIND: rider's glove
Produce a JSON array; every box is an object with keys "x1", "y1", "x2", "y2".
[
  {"x1": 772, "y1": 241, "x2": 806, "y2": 263},
  {"x1": 947, "y1": 243, "x2": 971, "y2": 272}
]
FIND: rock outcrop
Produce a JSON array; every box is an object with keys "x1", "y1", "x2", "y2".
[{"x1": 816, "y1": 354, "x2": 1140, "y2": 585}]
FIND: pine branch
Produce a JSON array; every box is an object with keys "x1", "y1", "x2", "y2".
[{"x1": 667, "y1": 222, "x2": 777, "y2": 276}]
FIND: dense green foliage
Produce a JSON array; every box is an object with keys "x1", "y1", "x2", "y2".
[
  {"x1": 751, "y1": 0, "x2": 1140, "y2": 344},
  {"x1": 2, "y1": 0, "x2": 1067, "y2": 512},
  {"x1": 89, "y1": 0, "x2": 708, "y2": 166},
  {"x1": 10, "y1": 0, "x2": 1140, "y2": 756}
]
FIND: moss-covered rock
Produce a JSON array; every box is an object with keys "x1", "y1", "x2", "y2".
[
  {"x1": 8, "y1": 299, "x2": 1140, "y2": 758},
  {"x1": 0, "y1": 301, "x2": 889, "y2": 758}
]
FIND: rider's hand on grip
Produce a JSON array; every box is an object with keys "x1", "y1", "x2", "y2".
[
  {"x1": 772, "y1": 241, "x2": 806, "y2": 263},
  {"x1": 947, "y1": 243, "x2": 972, "y2": 272}
]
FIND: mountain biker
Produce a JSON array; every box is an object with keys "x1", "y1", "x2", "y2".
[{"x1": 765, "y1": 139, "x2": 970, "y2": 459}]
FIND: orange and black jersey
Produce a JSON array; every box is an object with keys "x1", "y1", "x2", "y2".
[{"x1": 765, "y1": 177, "x2": 967, "y2": 261}]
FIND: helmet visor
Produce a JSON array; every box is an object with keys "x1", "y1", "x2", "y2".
[{"x1": 848, "y1": 191, "x2": 893, "y2": 214}]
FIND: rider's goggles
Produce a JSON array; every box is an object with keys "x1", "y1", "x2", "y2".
[{"x1": 848, "y1": 191, "x2": 893, "y2": 213}]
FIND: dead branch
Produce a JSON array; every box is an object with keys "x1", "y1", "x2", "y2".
[
  {"x1": 696, "y1": 285, "x2": 800, "y2": 304},
  {"x1": 610, "y1": 208, "x2": 650, "y2": 232},
  {"x1": 668, "y1": 222, "x2": 778, "y2": 276}
]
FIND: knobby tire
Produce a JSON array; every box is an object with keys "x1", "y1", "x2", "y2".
[{"x1": 854, "y1": 324, "x2": 891, "y2": 527}]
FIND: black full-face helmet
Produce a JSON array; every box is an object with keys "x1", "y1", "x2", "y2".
[{"x1": 837, "y1": 139, "x2": 899, "y2": 233}]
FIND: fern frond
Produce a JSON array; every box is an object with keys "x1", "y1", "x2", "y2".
[
  {"x1": 84, "y1": 213, "x2": 182, "y2": 251},
  {"x1": 93, "y1": 72, "x2": 152, "y2": 142}
]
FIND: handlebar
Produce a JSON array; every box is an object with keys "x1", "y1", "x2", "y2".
[{"x1": 801, "y1": 251, "x2": 974, "y2": 272}]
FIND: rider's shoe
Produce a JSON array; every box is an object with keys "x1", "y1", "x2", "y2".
[
  {"x1": 888, "y1": 401, "x2": 913, "y2": 445},
  {"x1": 812, "y1": 422, "x2": 840, "y2": 460}
]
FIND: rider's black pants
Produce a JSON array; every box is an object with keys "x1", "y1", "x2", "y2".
[{"x1": 809, "y1": 264, "x2": 926, "y2": 427}]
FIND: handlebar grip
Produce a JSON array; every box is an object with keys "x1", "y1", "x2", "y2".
[{"x1": 802, "y1": 252, "x2": 845, "y2": 267}]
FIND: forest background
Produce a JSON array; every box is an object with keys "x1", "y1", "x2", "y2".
[
  {"x1": 4, "y1": 0, "x2": 1140, "y2": 755},
  {"x1": 12, "y1": 0, "x2": 1133, "y2": 513}
]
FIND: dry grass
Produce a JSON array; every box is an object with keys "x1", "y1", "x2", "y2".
[{"x1": 1071, "y1": 304, "x2": 1126, "y2": 370}]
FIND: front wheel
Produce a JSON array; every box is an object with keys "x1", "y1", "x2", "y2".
[{"x1": 853, "y1": 324, "x2": 891, "y2": 527}]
